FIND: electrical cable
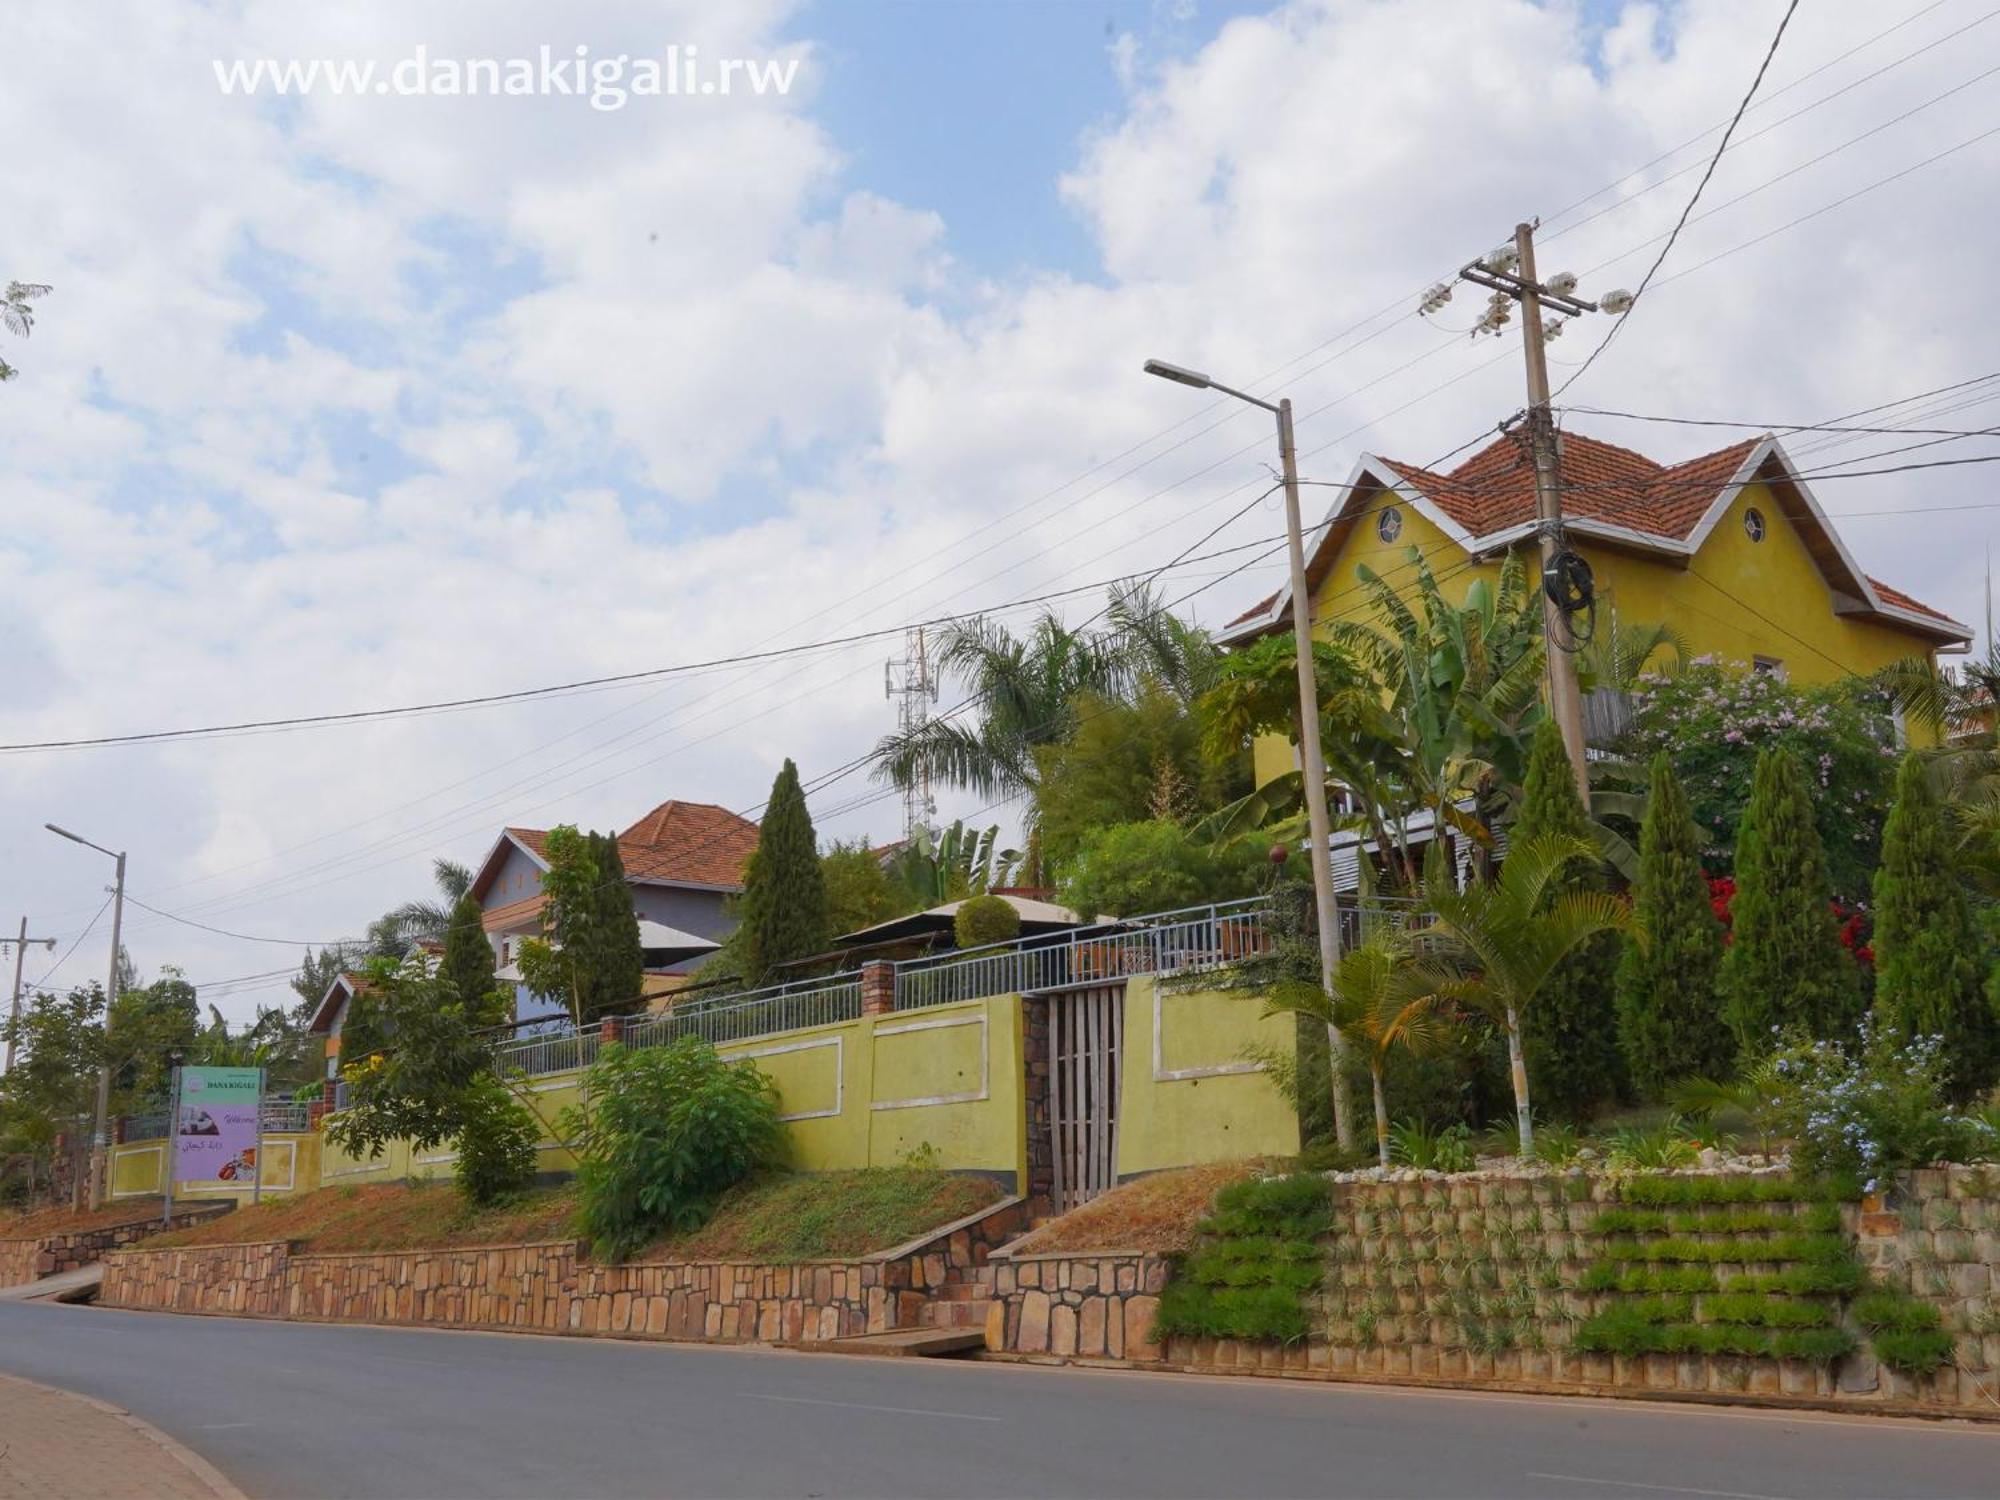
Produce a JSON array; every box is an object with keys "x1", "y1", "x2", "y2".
[{"x1": 1553, "y1": 0, "x2": 1801, "y2": 397}]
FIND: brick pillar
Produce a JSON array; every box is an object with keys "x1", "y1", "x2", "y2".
[
  {"x1": 860, "y1": 961, "x2": 896, "y2": 1017},
  {"x1": 113, "y1": 1116, "x2": 127, "y2": 1145},
  {"x1": 600, "y1": 1016, "x2": 624, "y2": 1045}
]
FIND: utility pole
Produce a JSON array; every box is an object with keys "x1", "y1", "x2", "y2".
[
  {"x1": 1142, "y1": 358, "x2": 1355, "y2": 1150},
  {"x1": 45, "y1": 824, "x2": 129, "y2": 1210},
  {"x1": 1450, "y1": 222, "x2": 1632, "y2": 801},
  {"x1": 93, "y1": 850, "x2": 126, "y2": 1209},
  {"x1": 4, "y1": 918, "x2": 58, "y2": 1075}
]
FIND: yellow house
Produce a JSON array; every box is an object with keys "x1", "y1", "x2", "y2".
[{"x1": 1220, "y1": 428, "x2": 1972, "y2": 785}]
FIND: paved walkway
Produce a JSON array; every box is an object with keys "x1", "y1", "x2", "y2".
[
  {"x1": 0, "y1": 1372, "x2": 242, "y2": 1500},
  {"x1": 0, "y1": 1264, "x2": 103, "y2": 1303}
]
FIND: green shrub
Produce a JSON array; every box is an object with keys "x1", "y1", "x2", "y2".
[
  {"x1": 1154, "y1": 1174, "x2": 1331, "y2": 1345},
  {"x1": 1388, "y1": 1118, "x2": 1477, "y2": 1173},
  {"x1": 1056, "y1": 819, "x2": 1264, "y2": 923},
  {"x1": 1724, "y1": 1263, "x2": 1869, "y2": 1296},
  {"x1": 1590, "y1": 1206, "x2": 1840, "y2": 1236},
  {"x1": 452, "y1": 1075, "x2": 541, "y2": 1206},
  {"x1": 565, "y1": 1038, "x2": 785, "y2": 1260},
  {"x1": 1762, "y1": 1023, "x2": 2000, "y2": 1189},
  {"x1": 952, "y1": 894, "x2": 1021, "y2": 949},
  {"x1": 1699, "y1": 1292, "x2": 1837, "y2": 1329},
  {"x1": 1579, "y1": 1266, "x2": 1719, "y2": 1294},
  {"x1": 1872, "y1": 1328, "x2": 1957, "y2": 1374},
  {"x1": 1850, "y1": 1291, "x2": 1943, "y2": 1333},
  {"x1": 1603, "y1": 1118, "x2": 1700, "y2": 1171}
]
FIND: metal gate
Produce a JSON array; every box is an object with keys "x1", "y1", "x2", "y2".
[{"x1": 1047, "y1": 984, "x2": 1123, "y2": 1213}]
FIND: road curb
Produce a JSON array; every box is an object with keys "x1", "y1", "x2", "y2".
[{"x1": 0, "y1": 1370, "x2": 248, "y2": 1499}]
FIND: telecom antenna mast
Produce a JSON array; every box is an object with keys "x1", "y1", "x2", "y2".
[{"x1": 885, "y1": 626, "x2": 939, "y2": 840}]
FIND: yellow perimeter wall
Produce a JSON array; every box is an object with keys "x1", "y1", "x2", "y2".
[
  {"x1": 111, "y1": 984, "x2": 1295, "y2": 1200},
  {"x1": 1117, "y1": 975, "x2": 1297, "y2": 1177},
  {"x1": 108, "y1": 1132, "x2": 321, "y2": 1204}
]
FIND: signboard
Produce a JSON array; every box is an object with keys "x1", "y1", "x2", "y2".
[{"x1": 173, "y1": 1066, "x2": 263, "y2": 1186}]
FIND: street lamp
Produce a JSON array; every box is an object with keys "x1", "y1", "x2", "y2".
[
  {"x1": 1142, "y1": 357, "x2": 1355, "y2": 1151},
  {"x1": 45, "y1": 822, "x2": 127, "y2": 1209}
]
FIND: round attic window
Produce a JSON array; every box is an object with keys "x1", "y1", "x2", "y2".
[
  {"x1": 1377, "y1": 505, "x2": 1403, "y2": 543},
  {"x1": 1744, "y1": 506, "x2": 1767, "y2": 542}
]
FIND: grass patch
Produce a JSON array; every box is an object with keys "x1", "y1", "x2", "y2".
[
  {"x1": 1579, "y1": 1265, "x2": 1719, "y2": 1295},
  {"x1": 1615, "y1": 1174, "x2": 1856, "y2": 1207},
  {"x1": 1872, "y1": 1328, "x2": 1958, "y2": 1374},
  {"x1": 648, "y1": 1169, "x2": 1002, "y2": 1262},
  {"x1": 1723, "y1": 1262, "x2": 1869, "y2": 1295},
  {"x1": 1155, "y1": 1174, "x2": 1333, "y2": 1346},
  {"x1": 1589, "y1": 1206, "x2": 1841, "y2": 1236},
  {"x1": 143, "y1": 1168, "x2": 1000, "y2": 1262},
  {"x1": 0, "y1": 1198, "x2": 185, "y2": 1238},
  {"x1": 1572, "y1": 1305, "x2": 1855, "y2": 1363},
  {"x1": 1597, "y1": 1233, "x2": 1850, "y2": 1265},
  {"x1": 1009, "y1": 1160, "x2": 1260, "y2": 1256},
  {"x1": 144, "y1": 1181, "x2": 582, "y2": 1253}
]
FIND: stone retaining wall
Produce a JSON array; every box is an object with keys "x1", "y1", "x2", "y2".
[
  {"x1": 0, "y1": 1204, "x2": 233, "y2": 1288},
  {"x1": 984, "y1": 1252, "x2": 1170, "y2": 1361},
  {"x1": 983, "y1": 1168, "x2": 2000, "y2": 1418},
  {"x1": 101, "y1": 1198, "x2": 1028, "y2": 1343}
]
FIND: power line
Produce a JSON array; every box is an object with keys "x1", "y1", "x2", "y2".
[
  {"x1": 116, "y1": 894, "x2": 363, "y2": 950},
  {"x1": 1553, "y1": 0, "x2": 1801, "y2": 398},
  {"x1": 26, "y1": 895, "x2": 112, "y2": 994},
  {"x1": 1559, "y1": 405, "x2": 2000, "y2": 439}
]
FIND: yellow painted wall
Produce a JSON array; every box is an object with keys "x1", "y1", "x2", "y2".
[
  {"x1": 1250, "y1": 477, "x2": 1950, "y2": 782},
  {"x1": 108, "y1": 1133, "x2": 318, "y2": 1202},
  {"x1": 1116, "y1": 975, "x2": 1299, "y2": 1176},
  {"x1": 722, "y1": 1020, "x2": 869, "y2": 1172},
  {"x1": 866, "y1": 997, "x2": 1023, "y2": 1185}
]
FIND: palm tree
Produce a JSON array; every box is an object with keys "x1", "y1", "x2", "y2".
[
  {"x1": 1414, "y1": 833, "x2": 1634, "y2": 1154},
  {"x1": 1261, "y1": 928, "x2": 1453, "y2": 1166},
  {"x1": 871, "y1": 611, "x2": 1124, "y2": 804},
  {"x1": 1580, "y1": 617, "x2": 1686, "y2": 693},
  {"x1": 1876, "y1": 651, "x2": 2000, "y2": 896},
  {"x1": 369, "y1": 858, "x2": 475, "y2": 955}
]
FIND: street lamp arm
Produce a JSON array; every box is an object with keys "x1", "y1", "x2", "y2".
[{"x1": 44, "y1": 823, "x2": 120, "y2": 860}]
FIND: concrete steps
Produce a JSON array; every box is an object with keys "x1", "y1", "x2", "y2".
[{"x1": 812, "y1": 1327, "x2": 986, "y2": 1358}]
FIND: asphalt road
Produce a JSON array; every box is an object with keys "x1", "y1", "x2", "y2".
[{"x1": 1, "y1": 1303, "x2": 1995, "y2": 1500}]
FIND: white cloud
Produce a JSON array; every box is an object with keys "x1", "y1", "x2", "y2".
[{"x1": 2, "y1": 0, "x2": 1994, "y2": 1019}]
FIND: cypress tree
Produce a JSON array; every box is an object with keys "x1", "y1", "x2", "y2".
[
  {"x1": 440, "y1": 894, "x2": 508, "y2": 1029},
  {"x1": 1872, "y1": 754, "x2": 1996, "y2": 1101},
  {"x1": 579, "y1": 833, "x2": 645, "y2": 1018},
  {"x1": 738, "y1": 759, "x2": 830, "y2": 986},
  {"x1": 1719, "y1": 747, "x2": 1859, "y2": 1048},
  {"x1": 1615, "y1": 753, "x2": 1732, "y2": 1096},
  {"x1": 1512, "y1": 720, "x2": 1623, "y2": 1121}
]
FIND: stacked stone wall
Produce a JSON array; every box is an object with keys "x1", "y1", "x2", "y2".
[
  {"x1": 984, "y1": 1252, "x2": 1170, "y2": 1360},
  {"x1": 101, "y1": 1199, "x2": 1028, "y2": 1344},
  {"x1": 0, "y1": 1204, "x2": 232, "y2": 1287}
]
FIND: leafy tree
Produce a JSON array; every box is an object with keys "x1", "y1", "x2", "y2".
[
  {"x1": 1036, "y1": 686, "x2": 1236, "y2": 870},
  {"x1": 1719, "y1": 748, "x2": 1860, "y2": 1048},
  {"x1": 1616, "y1": 754, "x2": 1732, "y2": 1097},
  {"x1": 953, "y1": 894, "x2": 1020, "y2": 948},
  {"x1": 292, "y1": 944, "x2": 353, "y2": 1010},
  {"x1": 0, "y1": 280, "x2": 52, "y2": 382},
  {"x1": 452, "y1": 1073, "x2": 540, "y2": 1205},
  {"x1": 336, "y1": 984, "x2": 389, "y2": 1075},
  {"x1": 564, "y1": 1038, "x2": 784, "y2": 1260},
  {"x1": 736, "y1": 760, "x2": 830, "y2": 985},
  {"x1": 1872, "y1": 754, "x2": 1997, "y2": 1102},
  {"x1": 517, "y1": 826, "x2": 643, "y2": 1024},
  {"x1": 1511, "y1": 721, "x2": 1623, "y2": 1122},
  {"x1": 1417, "y1": 834, "x2": 1634, "y2": 1154},
  {"x1": 1259, "y1": 929, "x2": 1451, "y2": 1166},
  {"x1": 325, "y1": 957, "x2": 493, "y2": 1158},
  {"x1": 1058, "y1": 819, "x2": 1265, "y2": 923},
  {"x1": 1621, "y1": 661, "x2": 1897, "y2": 902},
  {"x1": 0, "y1": 983, "x2": 105, "y2": 1190},
  {"x1": 821, "y1": 839, "x2": 905, "y2": 938},
  {"x1": 104, "y1": 971, "x2": 199, "y2": 1109},
  {"x1": 440, "y1": 894, "x2": 509, "y2": 1029}
]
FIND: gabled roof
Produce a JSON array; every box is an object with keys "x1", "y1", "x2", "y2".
[
  {"x1": 1218, "y1": 430, "x2": 1970, "y2": 648},
  {"x1": 469, "y1": 800, "x2": 761, "y2": 905},
  {"x1": 308, "y1": 972, "x2": 367, "y2": 1035}
]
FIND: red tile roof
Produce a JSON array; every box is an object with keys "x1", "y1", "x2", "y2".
[
  {"x1": 616, "y1": 799, "x2": 760, "y2": 889},
  {"x1": 1373, "y1": 431, "x2": 1763, "y2": 541},
  {"x1": 1219, "y1": 430, "x2": 1966, "y2": 644}
]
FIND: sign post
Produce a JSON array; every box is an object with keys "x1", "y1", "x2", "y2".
[
  {"x1": 253, "y1": 1067, "x2": 266, "y2": 1207},
  {"x1": 161, "y1": 1064, "x2": 180, "y2": 1228},
  {"x1": 173, "y1": 1066, "x2": 263, "y2": 1198}
]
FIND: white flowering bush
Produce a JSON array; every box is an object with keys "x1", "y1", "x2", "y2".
[{"x1": 1764, "y1": 1021, "x2": 2000, "y2": 1190}]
